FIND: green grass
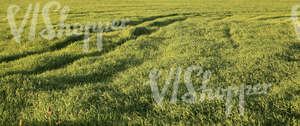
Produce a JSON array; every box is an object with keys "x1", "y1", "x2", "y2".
[{"x1": 0, "y1": 0, "x2": 300, "y2": 125}]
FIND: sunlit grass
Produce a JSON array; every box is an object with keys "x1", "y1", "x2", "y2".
[{"x1": 0, "y1": 0, "x2": 299, "y2": 125}]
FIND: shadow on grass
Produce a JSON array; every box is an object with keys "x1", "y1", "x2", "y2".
[
  {"x1": 127, "y1": 13, "x2": 178, "y2": 26},
  {"x1": 0, "y1": 14, "x2": 181, "y2": 64},
  {"x1": 257, "y1": 16, "x2": 293, "y2": 21},
  {"x1": 1, "y1": 16, "x2": 185, "y2": 78},
  {"x1": 0, "y1": 35, "x2": 85, "y2": 63},
  {"x1": 149, "y1": 17, "x2": 186, "y2": 27},
  {"x1": 1, "y1": 27, "x2": 154, "y2": 77},
  {"x1": 278, "y1": 42, "x2": 300, "y2": 62},
  {"x1": 36, "y1": 55, "x2": 145, "y2": 90}
]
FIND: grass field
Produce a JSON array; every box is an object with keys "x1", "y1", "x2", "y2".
[{"x1": 0, "y1": 0, "x2": 300, "y2": 125}]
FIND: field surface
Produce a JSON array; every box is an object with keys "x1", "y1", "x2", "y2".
[{"x1": 0, "y1": 0, "x2": 300, "y2": 125}]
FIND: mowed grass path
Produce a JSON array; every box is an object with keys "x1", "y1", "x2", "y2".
[{"x1": 0, "y1": 0, "x2": 299, "y2": 125}]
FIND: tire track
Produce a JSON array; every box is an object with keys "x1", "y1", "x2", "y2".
[
  {"x1": 0, "y1": 35, "x2": 85, "y2": 63},
  {"x1": 0, "y1": 16, "x2": 188, "y2": 77},
  {"x1": 34, "y1": 17, "x2": 188, "y2": 75},
  {"x1": 0, "y1": 14, "x2": 180, "y2": 64},
  {"x1": 256, "y1": 16, "x2": 292, "y2": 21}
]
